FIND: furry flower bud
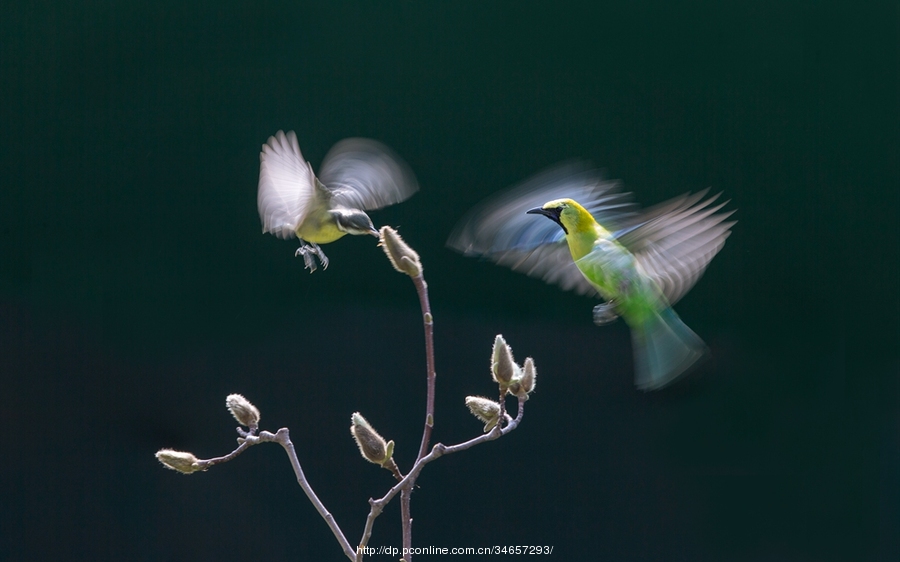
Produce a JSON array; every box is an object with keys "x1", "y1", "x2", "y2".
[
  {"x1": 379, "y1": 226, "x2": 422, "y2": 277},
  {"x1": 510, "y1": 357, "x2": 537, "y2": 398},
  {"x1": 491, "y1": 334, "x2": 519, "y2": 389},
  {"x1": 350, "y1": 413, "x2": 394, "y2": 467},
  {"x1": 520, "y1": 357, "x2": 537, "y2": 394},
  {"x1": 226, "y1": 394, "x2": 260, "y2": 429},
  {"x1": 465, "y1": 396, "x2": 502, "y2": 432},
  {"x1": 155, "y1": 449, "x2": 204, "y2": 474}
]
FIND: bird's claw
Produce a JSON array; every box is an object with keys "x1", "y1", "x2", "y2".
[
  {"x1": 593, "y1": 301, "x2": 619, "y2": 326},
  {"x1": 295, "y1": 243, "x2": 329, "y2": 273}
]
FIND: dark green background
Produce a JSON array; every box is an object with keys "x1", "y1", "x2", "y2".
[{"x1": 1, "y1": 1, "x2": 896, "y2": 560}]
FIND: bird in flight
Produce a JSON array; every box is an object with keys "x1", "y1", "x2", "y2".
[
  {"x1": 448, "y1": 162, "x2": 735, "y2": 390},
  {"x1": 257, "y1": 130, "x2": 418, "y2": 272}
]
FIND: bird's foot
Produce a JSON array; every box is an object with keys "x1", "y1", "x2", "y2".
[
  {"x1": 317, "y1": 247, "x2": 329, "y2": 270},
  {"x1": 593, "y1": 301, "x2": 619, "y2": 326},
  {"x1": 294, "y1": 243, "x2": 329, "y2": 273}
]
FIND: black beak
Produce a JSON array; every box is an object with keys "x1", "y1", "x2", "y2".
[{"x1": 526, "y1": 206, "x2": 567, "y2": 234}]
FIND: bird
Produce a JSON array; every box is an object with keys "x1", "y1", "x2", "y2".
[
  {"x1": 447, "y1": 162, "x2": 735, "y2": 390},
  {"x1": 257, "y1": 130, "x2": 418, "y2": 272}
]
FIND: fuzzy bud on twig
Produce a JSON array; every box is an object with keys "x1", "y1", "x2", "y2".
[
  {"x1": 379, "y1": 226, "x2": 422, "y2": 277},
  {"x1": 226, "y1": 394, "x2": 260, "y2": 430},
  {"x1": 491, "y1": 334, "x2": 520, "y2": 391},
  {"x1": 520, "y1": 357, "x2": 537, "y2": 394},
  {"x1": 465, "y1": 396, "x2": 502, "y2": 432},
  {"x1": 155, "y1": 449, "x2": 204, "y2": 474},
  {"x1": 510, "y1": 357, "x2": 537, "y2": 398},
  {"x1": 350, "y1": 413, "x2": 395, "y2": 467}
]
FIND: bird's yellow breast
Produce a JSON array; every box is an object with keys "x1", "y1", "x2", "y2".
[{"x1": 296, "y1": 216, "x2": 347, "y2": 244}]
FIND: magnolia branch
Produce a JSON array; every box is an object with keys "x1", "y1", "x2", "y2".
[
  {"x1": 157, "y1": 227, "x2": 536, "y2": 562},
  {"x1": 160, "y1": 394, "x2": 525, "y2": 562},
  {"x1": 356, "y1": 395, "x2": 526, "y2": 561},
  {"x1": 412, "y1": 274, "x2": 436, "y2": 462}
]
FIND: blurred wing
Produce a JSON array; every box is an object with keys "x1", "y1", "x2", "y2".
[
  {"x1": 447, "y1": 161, "x2": 636, "y2": 296},
  {"x1": 319, "y1": 138, "x2": 418, "y2": 211},
  {"x1": 492, "y1": 242, "x2": 601, "y2": 297},
  {"x1": 449, "y1": 162, "x2": 636, "y2": 255},
  {"x1": 257, "y1": 130, "x2": 317, "y2": 239},
  {"x1": 616, "y1": 190, "x2": 736, "y2": 305}
]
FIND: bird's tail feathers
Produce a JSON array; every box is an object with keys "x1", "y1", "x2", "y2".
[{"x1": 631, "y1": 307, "x2": 706, "y2": 390}]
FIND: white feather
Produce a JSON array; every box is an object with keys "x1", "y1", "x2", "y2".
[
  {"x1": 257, "y1": 130, "x2": 318, "y2": 240},
  {"x1": 620, "y1": 192, "x2": 736, "y2": 304},
  {"x1": 319, "y1": 138, "x2": 418, "y2": 211}
]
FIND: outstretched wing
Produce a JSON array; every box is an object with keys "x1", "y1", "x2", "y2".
[
  {"x1": 319, "y1": 138, "x2": 418, "y2": 211},
  {"x1": 491, "y1": 242, "x2": 600, "y2": 296},
  {"x1": 257, "y1": 130, "x2": 318, "y2": 239},
  {"x1": 616, "y1": 190, "x2": 736, "y2": 305},
  {"x1": 447, "y1": 162, "x2": 637, "y2": 297}
]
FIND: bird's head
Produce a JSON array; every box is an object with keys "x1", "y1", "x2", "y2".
[
  {"x1": 526, "y1": 198, "x2": 591, "y2": 235},
  {"x1": 333, "y1": 209, "x2": 379, "y2": 237}
]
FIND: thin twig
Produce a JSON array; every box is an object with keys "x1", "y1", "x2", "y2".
[
  {"x1": 195, "y1": 438, "x2": 253, "y2": 469},
  {"x1": 412, "y1": 274, "x2": 436, "y2": 461},
  {"x1": 384, "y1": 458, "x2": 405, "y2": 482},
  {"x1": 355, "y1": 396, "x2": 526, "y2": 559},
  {"x1": 357, "y1": 497, "x2": 384, "y2": 562},
  {"x1": 391, "y1": 399, "x2": 523, "y2": 501},
  {"x1": 399, "y1": 272, "x2": 436, "y2": 560},
  {"x1": 267, "y1": 429, "x2": 356, "y2": 560},
  {"x1": 401, "y1": 488, "x2": 413, "y2": 553},
  {"x1": 498, "y1": 390, "x2": 508, "y2": 425},
  {"x1": 194, "y1": 428, "x2": 357, "y2": 561}
]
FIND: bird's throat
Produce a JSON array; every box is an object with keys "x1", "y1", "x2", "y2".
[{"x1": 566, "y1": 229, "x2": 598, "y2": 262}]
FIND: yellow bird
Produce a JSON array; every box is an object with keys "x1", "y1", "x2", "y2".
[
  {"x1": 449, "y1": 163, "x2": 734, "y2": 389},
  {"x1": 257, "y1": 130, "x2": 418, "y2": 271}
]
